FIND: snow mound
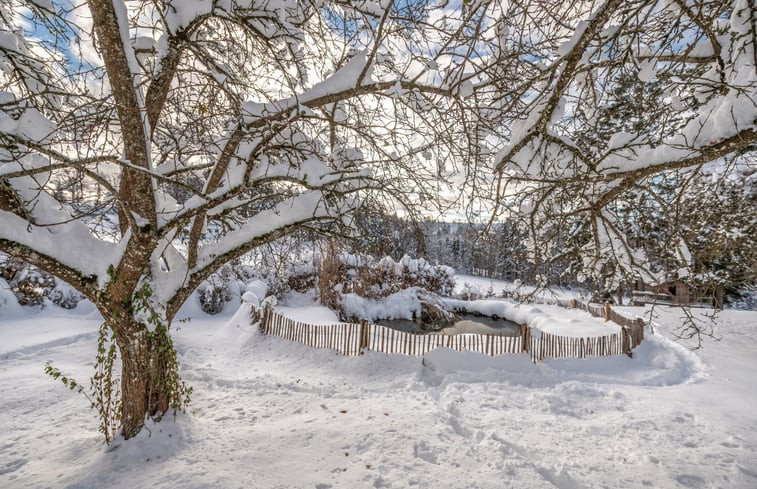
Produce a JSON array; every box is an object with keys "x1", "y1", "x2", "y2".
[
  {"x1": 241, "y1": 280, "x2": 267, "y2": 307},
  {"x1": 341, "y1": 287, "x2": 423, "y2": 321}
]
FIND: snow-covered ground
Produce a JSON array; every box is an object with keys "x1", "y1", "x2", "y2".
[
  {"x1": 454, "y1": 274, "x2": 584, "y2": 302},
  {"x1": 2, "y1": 292, "x2": 757, "y2": 488}
]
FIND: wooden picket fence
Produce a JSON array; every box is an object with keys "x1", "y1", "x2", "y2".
[
  {"x1": 527, "y1": 296, "x2": 645, "y2": 350},
  {"x1": 257, "y1": 300, "x2": 646, "y2": 363},
  {"x1": 259, "y1": 307, "x2": 524, "y2": 357},
  {"x1": 530, "y1": 331, "x2": 625, "y2": 362}
]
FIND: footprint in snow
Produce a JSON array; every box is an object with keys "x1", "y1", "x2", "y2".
[
  {"x1": 0, "y1": 458, "x2": 28, "y2": 476},
  {"x1": 413, "y1": 441, "x2": 438, "y2": 464}
]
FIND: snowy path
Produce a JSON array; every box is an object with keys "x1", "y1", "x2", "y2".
[{"x1": 1, "y1": 305, "x2": 756, "y2": 488}]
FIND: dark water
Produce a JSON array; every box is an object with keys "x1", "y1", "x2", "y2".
[{"x1": 376, "y1": 313, "x2": 521, "y2": 336}]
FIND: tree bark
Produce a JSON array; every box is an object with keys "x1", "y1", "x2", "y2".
[
  {"x1": 85, "y1": 0, "x2": 169, "y2": 439},
  {"x1": 111, "y1": 316, "x2": 171, "y2": 439},
  {"x1": 87, "y1": 0, "x2": 156, "y2": 235}
]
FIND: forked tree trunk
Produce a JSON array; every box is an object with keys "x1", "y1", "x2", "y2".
[{"x1": 113, "y1": 320, "x2": 171, "y2": 439}]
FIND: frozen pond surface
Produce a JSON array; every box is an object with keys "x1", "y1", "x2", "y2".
[{"x1": 377, "y1": 313, "x2": 521, "y2": 335}]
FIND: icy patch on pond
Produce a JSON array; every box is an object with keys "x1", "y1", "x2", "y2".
[
  {"x1": 445, "y1": 298, "x2": 623, "y2": 337},
  {"x1": 443, "y1": 316, "x2": 521, "y2": 335},
  {"x1": 376, "y1": 314, "x2": 521, "y2": 334}
]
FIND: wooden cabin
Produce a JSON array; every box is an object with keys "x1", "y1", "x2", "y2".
[{"x1": 631, "y1": 280, "x2": 718, "y2": 307}]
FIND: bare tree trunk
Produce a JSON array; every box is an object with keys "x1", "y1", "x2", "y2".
[{"x1": 113, "y1": 320, "x2": 171, "y2": 439}]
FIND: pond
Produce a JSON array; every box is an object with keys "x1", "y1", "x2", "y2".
[{"x1": 376, "y1": 313, "x2": 521, "y2": 336}]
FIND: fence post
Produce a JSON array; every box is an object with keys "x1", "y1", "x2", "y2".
[
  {"x1": 521, "y1": 325, "x2": 530, "y2": 354},
  {"x1": 604, "y1": 301, "x2": 611, "y2": 322},
  {"x1": 359, "y1": 321, "x2": 369, "y2": 355},
  {"x1": 260, "y1": 304, "x2": 270, "y2": 334},
  {"x1": 250, "y1": 304, "x2": 259, "y2": 324},
  {"x1": 571, "y1": 299, "x2": 577, "y2": 309},
  {"x1": 636, "y1": 318, "x2": 645, "y2": 344}
]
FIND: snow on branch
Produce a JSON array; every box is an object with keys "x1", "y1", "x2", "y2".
[
  {"x1": 0, "y1": 178, "x2": 124, "y2": 287},
  {"x1": 487, "y1": 0, "x2": 757, "y2": 290}
]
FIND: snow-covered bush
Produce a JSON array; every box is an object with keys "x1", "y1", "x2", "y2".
[
  {"x1": 329, "y1": 252, "x2": 455, "y2": 299},
  {"x1": 458, "y1": 282, "x2": 479, "y2": 301},
  {"x1": 340, "y1": 286, "x2": 454, "y2": 325},
  {"x1": 196, "y1": 280, "x2": 233, "y2": 315},
  {"x1": 195, "y1": 262, "x2": 259, "y2": 315},
  {"x1": 0, "y1": 255, "x2": 84, "y2": 309},
  {"x1": 314, "y1": 249, "x2": 456, "y2": 320},
  {"x1": 49, "y1": 282, "x2": 84, "y2": 309}
]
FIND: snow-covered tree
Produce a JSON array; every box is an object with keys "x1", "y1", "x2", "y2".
[
  {"x1": 677, "y1": 163, "x2": 757, "y2": 299},
  {"x1": 0, "y1": 0, "x2": 484, "y2": 438},
  {"x1": 3, "y1": 0, "x2": 754, "y2": 441},
  {"x1": 488, "y1": 0, "x2": 756, "y2": 292}
]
